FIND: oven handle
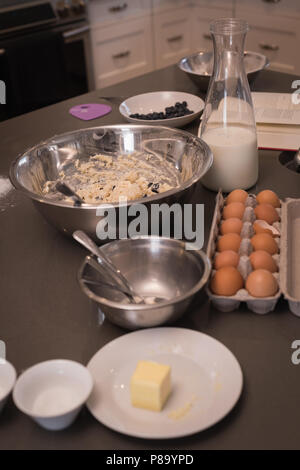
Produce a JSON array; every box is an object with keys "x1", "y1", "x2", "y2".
[{"x1": 63, "y1": 25, "x2": 90, "y2": 40}]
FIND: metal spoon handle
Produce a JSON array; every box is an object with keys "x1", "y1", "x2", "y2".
[
  {"x1": 83, "y1": 257, "x2": 134, "y2": 301},
  {"x1": 73, "y1": 230, "x2": 140, "y2": 300}
]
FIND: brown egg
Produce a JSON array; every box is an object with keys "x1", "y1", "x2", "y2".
[
  {"x1": 253, "y1": 220, "x2": 275, "y2": 237},
  {"x1": 226, "y1": 189, "x2": 248, "y2": 205},
  {"x1": 251, "y1": 233, "x2": 278, "y2": 255},
  {"x1": 246, "y1": 269, "x2": 278, "y2": 297},
  {"x1": 223, "y1": 202, "x2": 245, "y2": 220},
  {"x1": 254, "y1": 203, "x2": 279, "y2": 225},
  {"x1": 211, "y1": 266, "x2": 244, "y2": 296},
  {"x1": 220, "y1": 218, "x2": 243, "y2": 235},
  {"x1": 256, "y1": 190, "x2": 280, "y2": 208},
  {"x1": 249, "y1": 250, "x2": 278, "y2": 273},
  {"x1": 214, "y1": 251, "x2": 240, "y2": 270},
  {"x1": 217, "y1": 233, "x2": 242, "y2": 252}
]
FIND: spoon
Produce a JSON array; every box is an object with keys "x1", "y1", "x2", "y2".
[
  {"x1": 82, "y1": 258, "x2": 134, "y2": 301},
  {"x1": 55, "y1": 182, "x2": 84, "y2": 206},
  {"x1": 73, "y1": 230, "x2": 144, "y2": 303},
  {"x1": 73, "y1": 230, "x2": 166, "y2": 305}
]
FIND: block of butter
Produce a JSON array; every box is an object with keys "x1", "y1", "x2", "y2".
[{"x1": 130, "y1": 360, "x2": 171, "y2": 412}]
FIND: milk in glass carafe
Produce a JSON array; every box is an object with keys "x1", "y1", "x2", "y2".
[{"x1": 200, "y1": 18, "x2": 258, "y2": 192}]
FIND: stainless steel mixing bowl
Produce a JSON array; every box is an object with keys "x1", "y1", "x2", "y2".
[
  {"x1": 10, "y1": 125, "x2": 212, "y2": 240},
  {"x1": 78, "y1": 236, "x2": 211, "y2": 330},
  {"x1": 178, "y1": 50, "x2": 269, "y2": 91}
]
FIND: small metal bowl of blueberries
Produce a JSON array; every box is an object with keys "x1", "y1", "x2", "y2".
[{"x1": 119, "y1": 91, "x2": 205, "y2": 128}]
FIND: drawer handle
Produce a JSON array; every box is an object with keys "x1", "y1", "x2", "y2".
[
  {"x1": 112, "y1": 50, "x2": 130, "y2": 59},
  {"x1": 262, "y1": 0, "x2": 281, "y2": 3},
  {"x1": 259, "y1": 42, "x2": 279, "y2": 51},
  {"x1": 167, "y1": 35, "x2": 183, "y2": 43},
  {"x1": 203, "y1": 33, "x2": 212, "y2": 40},
  {"x1": 109, "y1": 3, "x2": 128, "y2": 13}
]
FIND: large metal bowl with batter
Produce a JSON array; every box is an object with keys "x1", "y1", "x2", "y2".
[{"x1": 9, "y1": 125, "x2": 213, "y2": 240}]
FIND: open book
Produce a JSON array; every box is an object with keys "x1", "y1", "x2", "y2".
[{"x1": 252, "y1": 92, "x2": 300, "y2": 151}]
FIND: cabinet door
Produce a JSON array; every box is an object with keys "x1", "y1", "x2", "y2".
[
  {"x1": 241, "y1": 14, "x2": 300, "y2": 74},
  {"x1": 92, "y1": 17, "x2": 153, "y2": 88},
  {"x1": 153, "y1": 7, "x2": 192, "y2": 69},
  {"x1": 191, "y1": 6, "x2": 233, "y2": 54}
]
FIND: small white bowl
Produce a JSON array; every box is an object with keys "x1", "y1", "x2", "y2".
[
  {"x1": 119, "y1": 91, "x2": 204, "y2": 128},
  {"x1": 13, "y1": 359, "x2": 93, "y2": 431},
  {"x1": 0, "y1": 360, "x2": 16, "y2": 414}
]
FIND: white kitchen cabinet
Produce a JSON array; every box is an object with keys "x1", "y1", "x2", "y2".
[
  {"x1": 89, "y1": 0, "x2": 300, "y2": 89},
  {"x1": 236, "y1": 0, "x2": 300, "y2": 20},
  {"x1": 92, "y1": 16, "x2": 154, "y2": 89},
  {"x1": 235, "y1": 6, "x2": 300, "y2": 74},
  {"x1": 88, "y1": 0, "x2": 151, "y2": 26},
  {"x1": 191, "y1": 5, "x2": 233, "y2": 54},
  {"x1": 153, "y1": 6, "x2": 192, "y2": 69}
]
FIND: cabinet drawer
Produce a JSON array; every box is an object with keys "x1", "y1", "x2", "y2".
[
  {"x1": 236, "y1": 0, "x2": 300, "y2": 19},
  {"x1": 191, "y1": 6, "x2": 233, "y2": 53},
  {"x1": 193, "y1": 0, "x2": 234, "y2": 13},
  {"x1": 243, "y1": 15, "x2": 300, "y2": 74},
  {"x1": 152, "y1": 0, "x2": 188, "y2": 13},
  {"x1": 92, "y1": 17, "x2": 153, "y2": 88},
  {"x1": 89, "y1": 0, "x2": 151, "y2": 26},
  {"x1": 153, "y1": 7, "x2": 192, "y2": 69}
]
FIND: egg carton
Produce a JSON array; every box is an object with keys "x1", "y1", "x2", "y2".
[
  {"x1": 206, "y1": 191, "x2": 282, "y2": 314},
  {"x1": 280, "y1": 198, "x2": 300, "y2": 317}
]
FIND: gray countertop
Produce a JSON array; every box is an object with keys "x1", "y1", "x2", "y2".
[{"x1": 0, "y1": 65, "x2": 300, "y2": 450}]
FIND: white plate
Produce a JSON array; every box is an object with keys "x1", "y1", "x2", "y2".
[
  {"x1": 119, "y1": 91, "x2": 204, "y2": 128},
  {"x1": 87, "y1": 327, "x2": 243, "y2": 439}
]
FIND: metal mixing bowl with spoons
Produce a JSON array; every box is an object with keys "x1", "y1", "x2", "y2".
[
  {"x1": 78, "y1": 236, "x2": 211, "y2": 330},
  {"x1": 9, "y1": 125, "x2": 213, "y2": 240}
]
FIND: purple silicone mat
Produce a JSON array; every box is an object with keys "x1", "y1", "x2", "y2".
[{"x1": 69, "y1": 103, "x2": 112, "y2": 121}]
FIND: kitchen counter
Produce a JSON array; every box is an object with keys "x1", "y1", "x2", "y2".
[{"x1": 0, "y1": 65, "x2": 300, "y2": 450}]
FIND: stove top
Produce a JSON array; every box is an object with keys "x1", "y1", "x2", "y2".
[{"x1": 0, "y1": 0, "x2": 88, "y2": 36}]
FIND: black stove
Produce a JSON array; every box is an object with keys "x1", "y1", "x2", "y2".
[
  {"x1": 0, "y1": 0, "x2": 92, "y2": 121},
  {"x1": 0, "y1": 0, "x2": 88, "y2": 38}
]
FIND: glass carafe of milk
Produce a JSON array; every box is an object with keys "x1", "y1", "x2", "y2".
[{"x1": 200, "y1": 18, "x2": 258, "y2": 192}]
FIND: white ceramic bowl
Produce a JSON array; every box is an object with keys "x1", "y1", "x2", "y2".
[
  {"x1": 119, "y1": 91, "x2": 204, "y2": 128},
  {"x1": 13, "y1": 359, "x2": 93, "y2": 431},
  {"x1": 0, "y1": 361, "x2": 16, "y2": 414}
]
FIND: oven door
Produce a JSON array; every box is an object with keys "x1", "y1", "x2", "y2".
[{"x1": 62, "y1": 24, "x2": 94, "y2": 97}]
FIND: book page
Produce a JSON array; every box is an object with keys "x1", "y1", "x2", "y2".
[{"x1": 252, "y1": 92, "x2": 300, "y2": 125}]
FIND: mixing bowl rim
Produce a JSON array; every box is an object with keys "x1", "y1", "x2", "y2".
[
  {"x1": 77, "y1": 236, "x2": 211, "y2": 310},
  {"x1": 9, "y1": 124, "x2": 213, "y2": 209},
  {"x1": 177, "y1": 50, "x2": 269, "y2": 77}
]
